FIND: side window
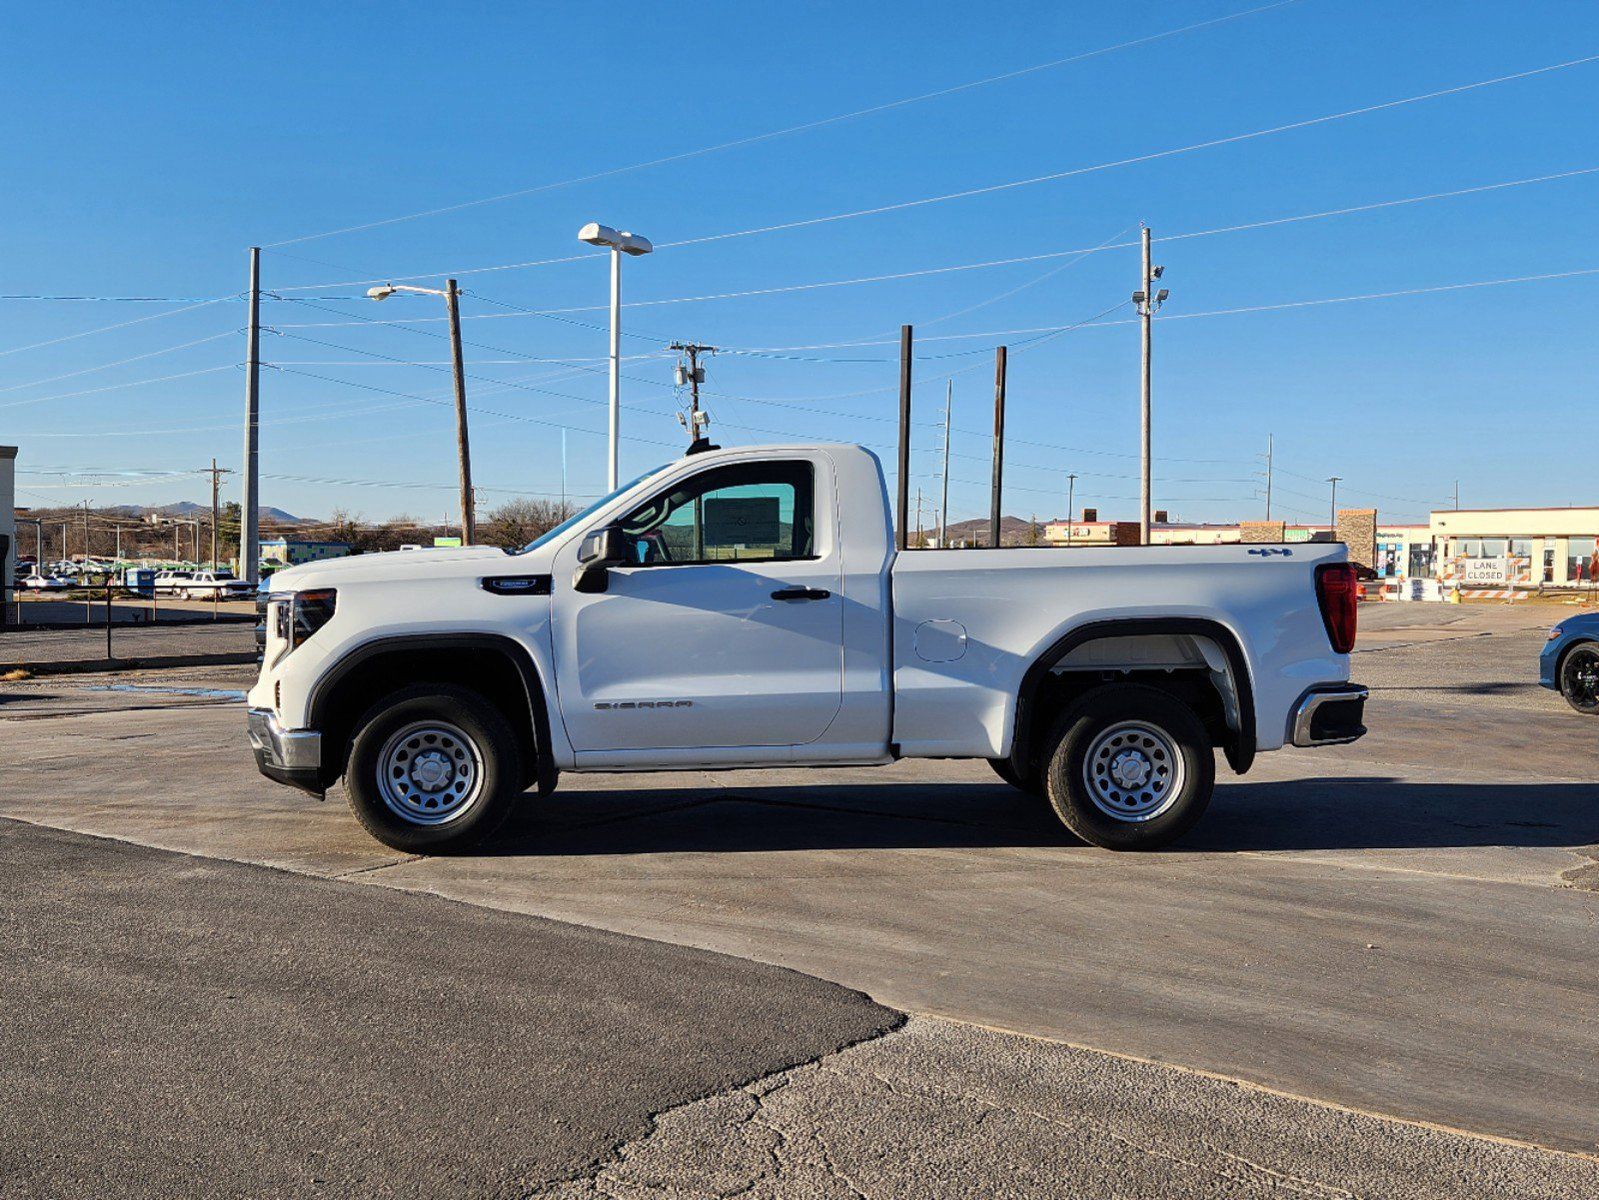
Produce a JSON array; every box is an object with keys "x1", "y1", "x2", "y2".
[{"x1": 619, "y1": 461, "x2": 815, "y2": 566}]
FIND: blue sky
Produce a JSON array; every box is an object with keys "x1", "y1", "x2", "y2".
[{"x1": 3, "y1": 1, "x2": 1597, "y2": 528}]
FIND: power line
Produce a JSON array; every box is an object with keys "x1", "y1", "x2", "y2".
[
  {"x1": 0, "y1": 330, "x2": 238, "y2": 395},
  {"x1": 267, "y1": 162, "x2": 1599, "y2": 322},
  {"x1": 772, "y1": 262, "x2": 1599, "y2": 349},
  {"x1": 261, "y1": 0, "x2": 1299, "y2": 251},
  {"x1": 0, "y1": 296, "x2": 235, "y2": 358},
  {"x1": 0, "y1": 364, "x2": 237, "y2": 413},
  {"x1": 0, "y1": 293, "x2": 222, "y2": 303},
  {"x1": 654, "y1": 51, "x2": 1599, "y2": 252}
]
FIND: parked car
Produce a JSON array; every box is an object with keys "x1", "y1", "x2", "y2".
[
  {"x1": 1540, "y1": 614, "x2": 1599, "y2": 715},
  {"x1": 247, "y1": 442, "x2": 1368, "y2": 855},
  {"x1": 153, "y1": 570, "x2": 194, "y2": 595},
  {"x1": 21, "y1": 572, "x2": 72, "y2": 591},
  {"x1": 178, "y1": 570, "x2": 255, "y2": 601}
]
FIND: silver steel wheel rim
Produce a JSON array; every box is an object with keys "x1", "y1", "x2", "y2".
[
  {"x1": 376, "y1": 720, "x2": 484, "y2": 826},
  {"x1": 1082, "y1": 720, "x2": 1185, "y2": 823}
]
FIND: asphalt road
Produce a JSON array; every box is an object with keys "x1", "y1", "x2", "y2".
[
  {"x1": 0, "y1": 620, "x2": 254, "y2": 672},
  {"x1": 0, "y1": 819, "x2": 896, "y2": 1198},
  {"x1": 3, "y1": 600, "x2": 1598, "y2": 1194}
]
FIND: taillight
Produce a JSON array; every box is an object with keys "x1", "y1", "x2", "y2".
[{"x1": 1315, "y1": 563, "x2": 1358, "y2": 654}]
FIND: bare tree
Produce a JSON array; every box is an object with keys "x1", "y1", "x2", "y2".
[{"x1": 481, "y1": 497, "x2": 575, "y2": 549}]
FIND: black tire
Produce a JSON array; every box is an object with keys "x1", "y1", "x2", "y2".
[
  {"x1": 1042, "y1": 683, "x2": 1214, "y2": 851},
  {"x1": 988, "y1": 756, "x2": 1042, "y2": 795},
  {"x1": 343, "y1": 684, "x2": 525, "y2": 853},
  {"x1": 1560, "y1": 644, "x2": 1599, "y2": 716}
]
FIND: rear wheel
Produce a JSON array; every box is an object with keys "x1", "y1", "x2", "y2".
[
  {"x1": 344, "y1": 684, "x2": 524, "y2": 853},
  {"x1": 1042, "y1": 683, "x2": 1214, "y2": 851},
  {"x1": 1560, "y1": 644, "x2": 1599, "y2": 715}
]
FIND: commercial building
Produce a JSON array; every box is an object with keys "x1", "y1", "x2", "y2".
[
  {"x1": 978, "y1": 500, "x2": 1599, "y2": 594},
  {"x1": 1431, "y1": 507, "x2": 1599, "y2": 588},
  {"x1": 261, "y1": 537, "x2": 352, "y2": 568}
]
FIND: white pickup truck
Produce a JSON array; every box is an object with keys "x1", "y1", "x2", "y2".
[{"x1": 247, "y1": 442, "x2": 1366, "y2": 853}]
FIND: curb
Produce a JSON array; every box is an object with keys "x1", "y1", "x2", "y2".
[{"x1": 1, "y1": 652, "x2": 258, "y2": 678}]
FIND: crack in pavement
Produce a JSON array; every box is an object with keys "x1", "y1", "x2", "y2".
[{"x1": 523, "y1": 1017, "x2": 1599, "y2": 1199}]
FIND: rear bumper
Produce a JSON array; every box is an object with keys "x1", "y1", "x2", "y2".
[
  {"x1": 1290, "y1": 683, "x2": 1368, "y2": 747},
  {"x1": 246, "y1": 707, "x2": 324, "y2": 796}
]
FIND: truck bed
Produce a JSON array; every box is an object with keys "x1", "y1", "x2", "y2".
[{"x1": 889, "y1": 542, "x2": 1351, "y2": 759}]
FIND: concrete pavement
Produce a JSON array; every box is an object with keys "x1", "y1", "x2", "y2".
[
  {"x1": 3, "y1": 603, "x2": 1598, "y2": 1180},
  {"x1": 541, "y1": 1018, "x2": 1599, "y2": 1199}
]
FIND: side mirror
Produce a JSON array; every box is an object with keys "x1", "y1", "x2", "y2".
[{"x1": 573, "y1": 525, "x2": 626, "y2": 594}]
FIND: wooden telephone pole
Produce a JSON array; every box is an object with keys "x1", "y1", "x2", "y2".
[
  {"x1": 445, "y1": 278, "x2": 475, "y2": 545},
  {"x1": 204, "y1": 459, "x2": 233, "y2": 569},
  {"x1": 670, "y1": 342, "x2": 717, "y2": 446},
  {"x1": 990, "y1": 346, "x2": 1007, "y2": 549}
]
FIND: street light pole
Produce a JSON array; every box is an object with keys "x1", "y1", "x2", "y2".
[
  {"x1": 368, "y1": 280, "x2": 476, "y2": 543},
  {"x1": 1133, "y1": 227, "x2": 1168, "y2": 546},
  {"x1": 241, "y1": 246, "x2": 261, "y2": 586},
  {"x1": 1066, "y1": 473, "x2": 1077, "y2": 545},
  {"x1": 608, "y1": 247, "x2": 621, "y2": 488},
  {"x1": 579, "y1": 224, "x2": 653, "y2": 490},
  {"x1": 1328, "y1": 476, "x2": 1342, "y2": 535}
]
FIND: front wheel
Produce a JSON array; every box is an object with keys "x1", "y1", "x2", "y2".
[
  {"x1": 1560, "y1": 644, "x2": 1599, "y2": 715},
  {"x1": 987, "y1": 756, "x2": 1042, "y2": 795},
  {"x1": 343, "y1": 684, "x2": 524, "y2": 853},
  {"x1": 1042, "y1": 683, "x2": 1214, "y2": 851}
]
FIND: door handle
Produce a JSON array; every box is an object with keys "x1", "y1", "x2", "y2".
[{"x1": 771, "y1": 587, "x2": 831, "y2": 601}]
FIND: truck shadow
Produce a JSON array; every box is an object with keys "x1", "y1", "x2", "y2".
[{"x1": 494, "y1": 777, "x2": 1599, "y2": 856}]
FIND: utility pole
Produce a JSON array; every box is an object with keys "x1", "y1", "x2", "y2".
[
  {"x1": 1066, "y1": 473, "x2": 1077, "y2": 545},
  {"x1": 444, "y1": 278, "x2": 476, "y2": 544},
  {"x1": 939, "y1": 380, "x2": 952, "y2": 549},
  {"x1": 671, "y1": 342, "x2": 717, "y2": 447},
  {"x1": 80, "y1": 502, "x2": 90, "y2": 562},
  {"x1": 1328, "y1": 476, "x2": 1343, "y2": 535},
  {"x1": 560, "y1": 429, "x2": 568, "y2": 517},
  {"x1": 114, "y1": 525, "x2": 122, "y2": 560},
  {"x1": 241, "y1": 247, "x2": 262, "y2": 585},
  {"x1": 1133, "y1": 227, "x2": 1168, "y2": 545},
  {"x1": 914, "y1": 488, "x2": 925, "y2": 547},
  {"x1": 990, "y1": 345, "x2": 1007, "y2": 549},
  {"x1": 1453, "y1": 480, "x2": 1460, "y2": 510},
  {"x1": 1264, "y1": 434, "x2": 1274, "y2": 520},
  {"x1": 896, "y1": 325, "x2": 912, "y2": 552},
  {"x1": 204, "y1": 459, "x2": 232, "y2": 569}
]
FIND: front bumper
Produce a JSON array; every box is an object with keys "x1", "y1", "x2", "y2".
[
  {"x1": 1290, "y1": 683, "x2": 1368, "y2": 747},
  {"x1": 1539, "y1": 639, "x2": 1565, "y2": 691},
  {"x1": 246, "y1": 707, "x2": 325, "y2": 796}
]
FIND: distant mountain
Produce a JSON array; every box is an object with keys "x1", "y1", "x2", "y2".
[
  {"x1": 97, "y1": 501, "x2": 307, "y2": 523},
  {"x1": 937, "y1": 515, "x2": 1039, "y2": 547}
]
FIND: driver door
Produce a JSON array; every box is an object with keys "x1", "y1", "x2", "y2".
[{"x1": 550, "y1": 456, "x2": 844, "y2": 755}]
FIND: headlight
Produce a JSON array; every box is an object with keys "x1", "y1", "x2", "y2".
[{"x1": 272, "y1": 588, "x2": 338, "y2": 653}]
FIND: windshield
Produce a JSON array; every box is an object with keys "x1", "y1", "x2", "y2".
[{"x1": 518, "y1": 468, "x2": 661, "y2": 554}]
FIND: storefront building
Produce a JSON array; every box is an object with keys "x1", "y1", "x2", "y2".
[{"x1": 1431, "y1": 507, "x2": 1599, "y2": 588}]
